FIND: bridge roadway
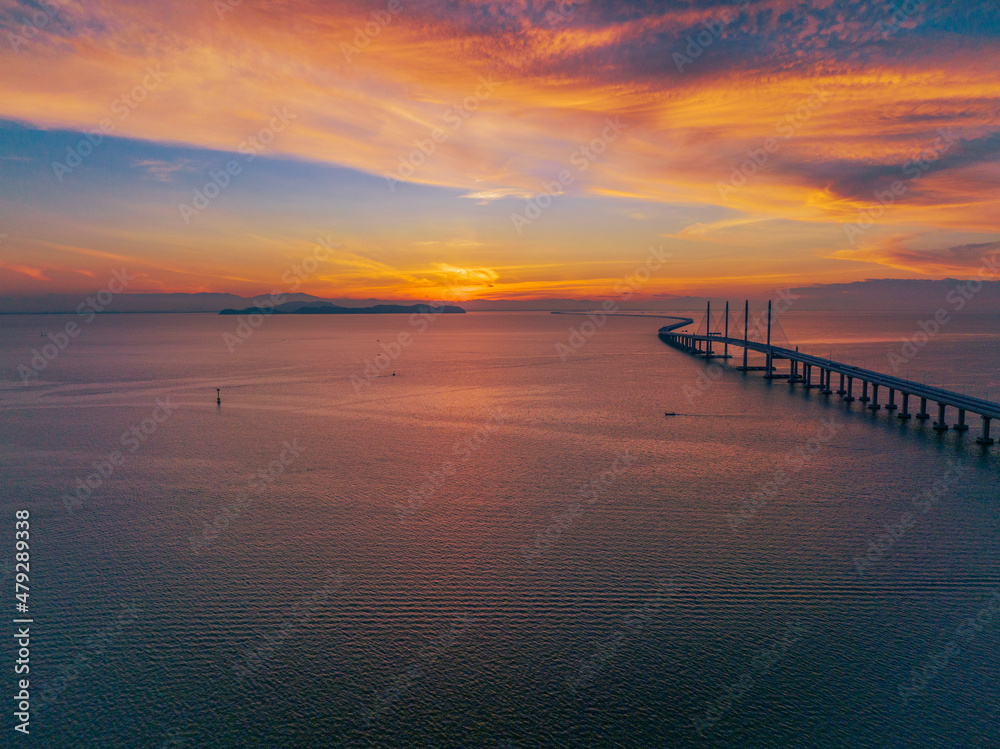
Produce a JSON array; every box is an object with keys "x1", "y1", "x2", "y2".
[
  {"x1": 549, "y1": 308, "x2": 997, "y2": 443},
  {"x1": 659, "y1": 324, "x2": 999, "y2": 444}
]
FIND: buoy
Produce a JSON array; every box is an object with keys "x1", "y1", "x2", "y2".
[{"x1": 392, "y1": 372, "x2": 396, "y2": 376}]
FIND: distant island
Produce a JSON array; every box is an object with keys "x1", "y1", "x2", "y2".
[
  {"x1": 219, "y1": 300, "x2": 466, "y2": 315},
  {"x1": 6, "y1": 278, "x2": 1000, "y2": 315}
]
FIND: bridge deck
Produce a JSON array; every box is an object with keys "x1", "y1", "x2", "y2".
[{"x1": 660, "y1": 327, "x2": 1000, "y2": 421}]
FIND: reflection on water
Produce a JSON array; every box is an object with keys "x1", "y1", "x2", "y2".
[{"x1": 0, "y1": 311, "x2": 997, "y2": 748}]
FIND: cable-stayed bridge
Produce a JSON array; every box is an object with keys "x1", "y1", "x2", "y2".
[{"x1": 655, "y1": 301, "x2": 999, "y2": 445}]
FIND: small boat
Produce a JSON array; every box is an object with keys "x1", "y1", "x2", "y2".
[{"x1": 664, "y1": 411, "x2": 677, "y2": 416}]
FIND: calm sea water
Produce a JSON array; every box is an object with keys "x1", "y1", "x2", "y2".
[{"x1": 0, "y1": 310, "x2": 998, "y2": 748}]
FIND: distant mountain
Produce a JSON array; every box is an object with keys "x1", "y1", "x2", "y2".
[
  {"x1": 219, "y1": 301, "x2": 465, "y2": 315},
  {"x1": 0, "y1": 293, "x2": 455, "y2": 314},
  {"x1": 0, "y1": 292, "x2": 330, "y2": 314},
  {"x1": 2, "y1": 279, "x2": 999, "y2": 314}
]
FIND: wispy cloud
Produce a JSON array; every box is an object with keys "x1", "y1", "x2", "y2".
[
  {"x1": 0, "y1": 0, "x2": 997, "y2": 297},
  {"x1": 131, "y1": 158, "x2": 197, "y2": 182},
  {"x1": 829, "y1": 238, "x2": 1000, "y2": 274}
]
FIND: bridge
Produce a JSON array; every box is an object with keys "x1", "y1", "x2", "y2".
[{"x1": 656, "y1": 301, "x2": 999, "y2": 446}]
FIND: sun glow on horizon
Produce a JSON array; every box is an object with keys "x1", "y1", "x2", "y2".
[{"x1": 0, "y1": 0, "x2": 998, "y2": 298}]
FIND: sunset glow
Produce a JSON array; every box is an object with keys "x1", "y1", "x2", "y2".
[{"x1": 2, "y1": 0, "x2": 999, "y2": 300}]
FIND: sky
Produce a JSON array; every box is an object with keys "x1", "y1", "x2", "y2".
[{"x1": 0, "y1": 0, "x2": 998, "y2": 301}]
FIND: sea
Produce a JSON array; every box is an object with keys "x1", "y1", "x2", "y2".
[{"x1": 0, "y1": 309, "x2": 998, "y2": 748}]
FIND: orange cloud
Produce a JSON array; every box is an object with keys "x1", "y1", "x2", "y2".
[
  {"x1": 1, "y1": 0, "x2": 999, "y2": 297},
  {"x1": 829, "y1": 237, "x2": 1000, "y2": 275}
]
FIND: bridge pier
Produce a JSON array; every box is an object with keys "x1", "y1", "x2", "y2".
[
  {"x1": 764, "y1": 352, "x2": 777, "y2": 379},
  {"x1": 742, "y1": 301, "x2": 749, "y2": 370},
  {"x1": 724, "y1": 302, "x2": 729, "y2": 359},
  {"x1": 886, "y1": 389, "x2": 898, "y2": 411},
  {"x1": 933, "y1": 402, "x2": 949, "y2": 431},
  {"x1": 898, "y1": 392, "x2": 912, "y2": 419},
  {"x1": 763, "y1": 301, "x2": 775, "y2": 379},
  {"x1": 978, "y1": 416, "x2": 995, "y2": 445},
  {"x1": 868, "y1": 384, "x2": 881, "y2": 410},
  {"x1": 821, "y1": 369, "x2": 833, "y2": 395},
  {"x1": 706, "y1": 302, "x2": 713, "y2": 357},
  {"x1": 658, "y1": 309, "x2": 998, "y2": 452}
]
